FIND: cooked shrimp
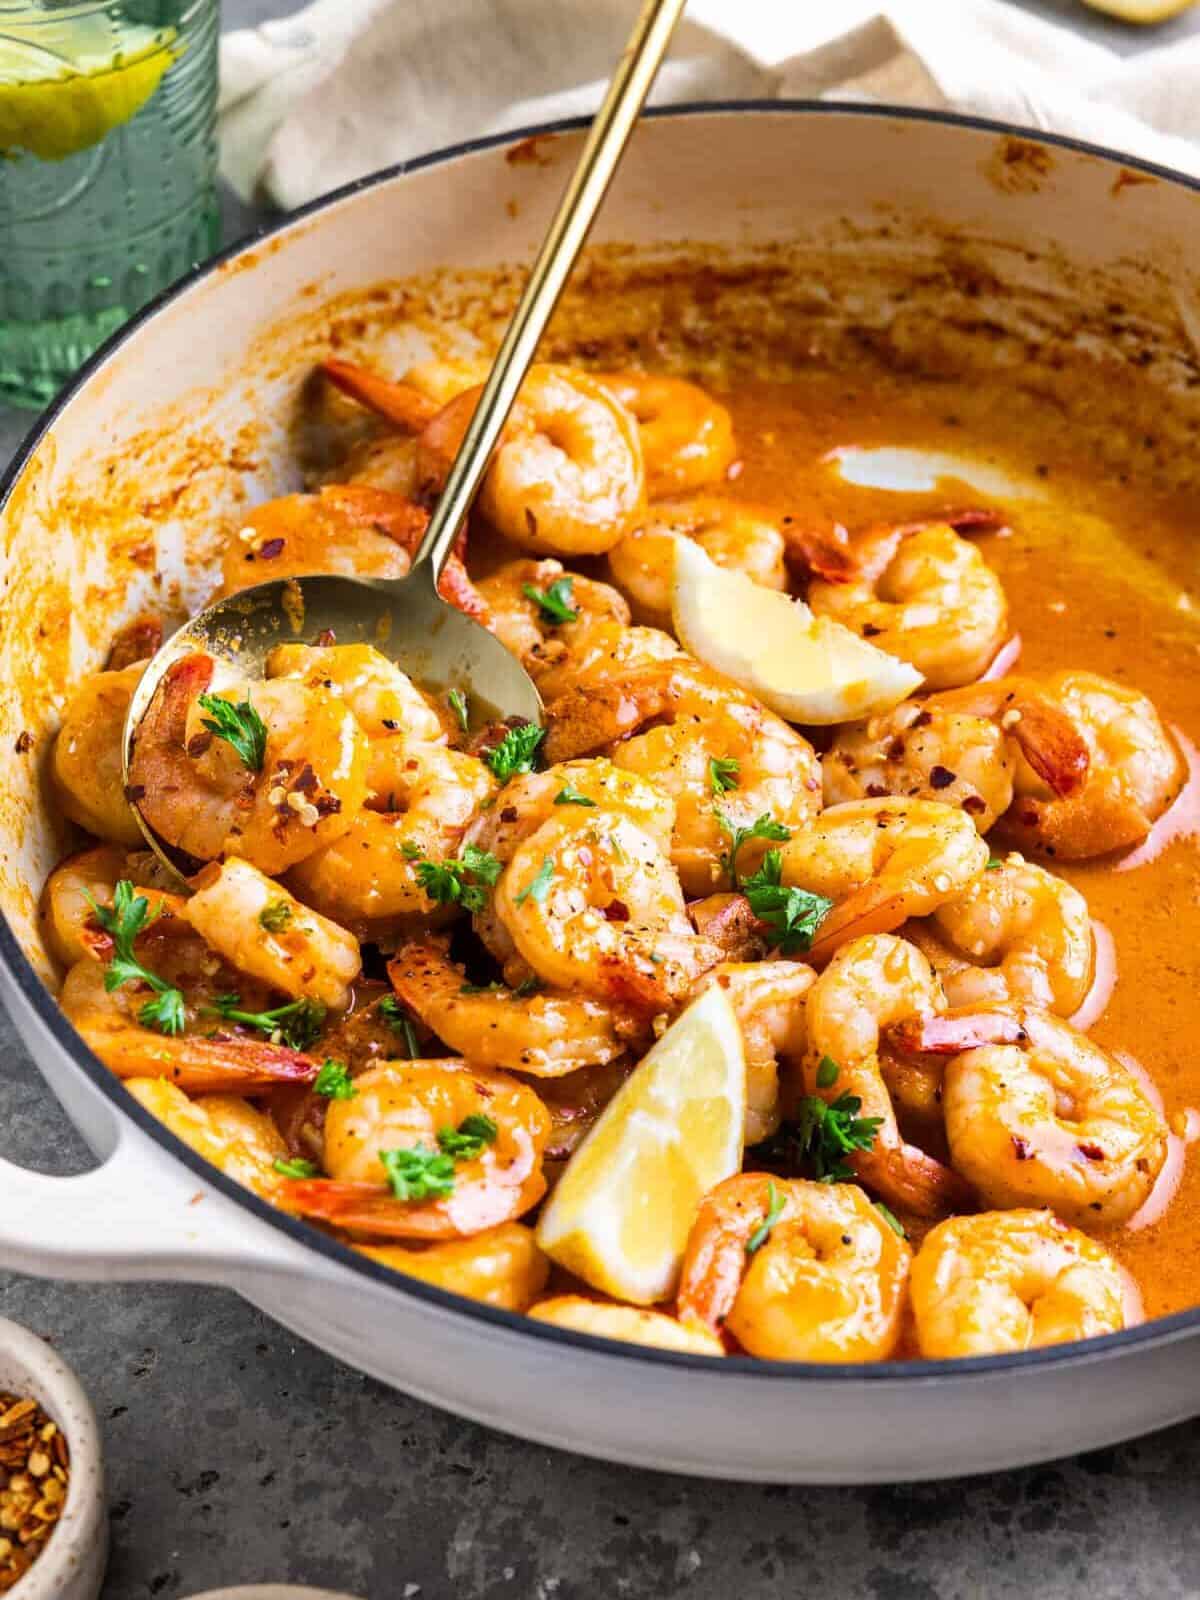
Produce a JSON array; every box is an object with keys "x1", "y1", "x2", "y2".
[
  {"x1": 359, "y1": 1222, "x2": 549, "y2": 1311},
  {"x1": 594, "y1": 373, "x2": 735, "y2": 498},
  {"x1": 676, "y1": 1175, "x2": 910, "y2": 1361},
  {"x1": 287, "y1": 741, "x2": 495, "y2": 936},
  {"x1": 1000, "y1": 670, "x2": 1182, "y2": 859},
  {"x1": 387, "y1": 937, "x2": 636, "y2": 1077},
  {"x1": 544, "y1": 658, "x2": 821, "y2": 894},
  {"x1": 186, "y1": 858, "x2": 361, "y2": 1011},
  {"x1": 804, "y1": 934, "x2": 968, "y2": 1217},
  {"x1": 779, "y1": 799, "x2": 988, "y2": 963},
  {"x1": 823, "y1": 680, "x2": 1089, "y2": 832},
  {"x1": 909, "y1": 855, "x2": 1093, "y2": 1016},
  {"x1": 467, "y1": 365, "x2": 645, "y2": 555},
  {"x1": 911, "y1": 1210, "x2": 1131, "y2": 1358},
  {"x1": 932, "y1": 1007, "x2": 1168, "y2": 1226},
  {"x1": 529, "y1": 1296, "x2": 725, "y2": 1355},
  {"x1": 266, "y1": 642, "x2": 445, "y2": 744},
  {"x1": 128, "y1": 652, "x2": 369, "y2": 873},
  {"x1": 61, "y1": 946, "x2": 320, "y2": 1094},
  {"x1": 693, "y1": 962, "x2": 814, "y2": 1146},
  {"x1": 282, "y1": 1059, "x2": 551, "y2": 1239},
  {"x1": 532, "y1": 620, "x2": 680, "y2": 704},
  {"x1": 218, "y1": 485, "x2": 487, "y2": 623},
  {"x1": 689, "y1": 892, "x2": 771, "y2": 966},
  {"x1": 494, "y1": 808, "x2": 718, "y2": 1012},
  {"x1": 606, "y1": 495, "x2": 785, "y2": 626},
  {"x1": 51, "y1": 663, "x2": 146, "y2": 846},
  {"x1": 807, "y1": 513, "x2": 1008, "y2": 689},
  {"x1": 474, "y1": 558, "x2": 630, "y2": 679},
  {"x1": 321, "y1": 358, "x2": 441, "y2": 431},
  {"x1": 125, "y1": 1077, "x2": 289, "y2": 1199},
  {"x1": 41, "y1": 843, "x2": 129, "y2": 968}
]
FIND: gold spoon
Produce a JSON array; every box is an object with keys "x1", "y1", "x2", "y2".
[{"x1": 124, "y1": 0, "x2": 687, "y2": 881}]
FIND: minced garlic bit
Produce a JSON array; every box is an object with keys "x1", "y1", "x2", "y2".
[{"x1": 0, "y1": 1393, "x2": 71, "y2": 1592}]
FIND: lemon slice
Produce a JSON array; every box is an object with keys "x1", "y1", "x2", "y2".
[
  {"x1": 1080, "y1": 0, "x2": 1194, "y2": 18},
  {"x1": 0, "y1": 21, "x2": 176, "y2": 162},
  {"x1": 536, "y1": 986, "x2": 746, "y2": 1305},
  {"x1": 671, "y1": 536, "x2": 922, "y2": 725}
]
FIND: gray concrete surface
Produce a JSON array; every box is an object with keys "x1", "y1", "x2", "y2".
[{"x1": 4, "y1": 2, "x2": 1200, "y2": 1595}]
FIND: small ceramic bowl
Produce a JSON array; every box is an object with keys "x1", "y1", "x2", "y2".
[{"x1": 0, "y1": 1316, "x2": 106, "y2": 1600}]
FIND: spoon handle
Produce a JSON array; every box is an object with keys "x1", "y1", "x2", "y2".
[{"x1": 408, "y1": 0, "x2": 688, "y2": 584}]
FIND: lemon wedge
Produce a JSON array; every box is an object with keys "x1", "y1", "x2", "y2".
[
  {"x1": 536, "y1": 986, "x2": 746, "y2": 1305},
  {"x1": 1080, "y1": 0, "x2": 1195, "y2": 18},
  {"x1": 0, "y1": 20, "x2": 176, "y2": 162},
  {"x1": 671, "y1": 536, "x2": 922, "y2": 725}
]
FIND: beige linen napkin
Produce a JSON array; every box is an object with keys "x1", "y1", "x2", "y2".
[{"x1": 219, "y1": 0, "x2": 1200, "y2": 210}]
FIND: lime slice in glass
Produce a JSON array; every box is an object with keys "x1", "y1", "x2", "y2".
[{"x1": 0, "y1": 18, "x2": 177, "y2": 162}]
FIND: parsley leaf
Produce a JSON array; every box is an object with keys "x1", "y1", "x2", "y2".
[
  {"x1": 746, "y1": 1179, "x2": 786, "y2": 1256},
  {"x1": 512, "y1": 974, "x2": 541, "y2": 998},
  {"x1": 554, "y1": 784, "x2": 597, "y2": 808},
  {"x1": 413, "y1": 845, "x2": 503, "y2": 913},
  {"x1": 258, "y1": 900, "x2": 292, "y2": 933},
  {"x1": 740, "y1": 850, "x2": 833, "y2": 954},
  {"x1": 206, "y1": 993, "x2": 326, "y2": 1052},
  {"x1": 274, "y1": 1157, "x2": 318, "y2": 1179},
  {"x1": 377, "y1": 996, "x2": 419, "y2": 1058},
  {"x1": 715, "y1": 810, "x2": 792, "y2": 887},
  {"x1": 522, "y1": 576, "x2": 578, "y2": 624},
  {"x1": 379, "y1": 1144, "x2": 457, "y2": 1202},
  {"x1": 515, "y1": 856, "x2": 555, "y2": 906},
  {"x1": 486, "y1": 722, "x2": 546, "y2": 783},
  {"x1": 986, "y1": 856, "x2": 1004, "y2": 871},
  {"x1": 709, "y1": 756, "x2": 740, "y2": 795},
  {"x1": 197, "y1": 691, "x2": 267, "y2": 772},
  {"x1": 313, "y1": 1059, "x2": 357, "y2": 1100},
  {"x1": 437, "y1": 1113, "x2": 498, "y2": 1159},
  {"x1": 815, "y1": 1055, "x2": 839, "y2": 1089},
  {"x1": 875, "y1": 1201, "x2": 906, "y2": 1238},
  {"x1": 85, "y1": 881, "x2": 187, "y2": 1037},
  {"x1": 793, "y1": 1093, "x2": 883, "y2": 1183},
  {"x1": 447, "y1": 688, "x2": 470, "y2": 734}
]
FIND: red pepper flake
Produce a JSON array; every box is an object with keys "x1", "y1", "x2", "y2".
[
  {"x1": 886, "y1": 738, "x2": 906, "y2": 762},
  {"x1": 911, "y1": 709, "x2": 933, "y2": 729},
  {"x1": 13, "y1": 732, "x2": 33, "y2": 754},
  {"x1": 862, "y1": 623, "x2": 883, "y2": 638},
  {"x1": 1011, "y1": 1136, "x2": 1032, "y2": 1161},
  {"x1": 1077, "y1": 1142, "x2": 1106, "y2": 1162},
  {"x1": 962, "y1": 793, "x2": 987, "y2": 816},
  {"x1": 602, "y1": 900, "x2": 630, "y2": 922},
  {"x1": 929, "y1": 765, "x2": 956, "y2": 790},
  {"x1": 257, "y1": 537, "x2": 286, "y2": 560}
]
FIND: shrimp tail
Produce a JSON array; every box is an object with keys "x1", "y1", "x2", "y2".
[
  {"x1": 1010, "y1": 696, "x2": 1090, "y2": 799},
  {"x1": 782, "y1": 521, "x2": 858, "y2": 584},
  {"x1": 856, "y1": 1141, "x2": 973, "y2": 1220},
  {"x1": 321, "y1": 359, "x2": 439, "y2": 432},
  {"x1": 889, "y1": 1007, "x2": 1029, "y2": 1055}
]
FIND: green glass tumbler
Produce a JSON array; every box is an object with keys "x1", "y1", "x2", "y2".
[{"x1": 0, "y1": 0, "x2": 220, "y2": 408}]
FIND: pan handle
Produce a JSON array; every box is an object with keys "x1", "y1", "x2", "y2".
[{"x1": 0, "y1": 1107, "x2": 315, "y2": 1286}]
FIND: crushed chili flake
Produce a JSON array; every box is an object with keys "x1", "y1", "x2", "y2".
[
  {"x1": 0, "y1": 1391, "x2": 71, "y2": 1591},
  {"x1": 12, "y1": 733, "x2": 33, "y2": 755}
]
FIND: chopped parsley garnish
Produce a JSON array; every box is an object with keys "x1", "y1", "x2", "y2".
[
  {"x1": 206, "y1": 993, "x2": 326, "y2": 1052},
  {"x1": 197, "y1": 691, "x2": 267, "y2": 772},
  {"x1": 740, "y1": 850, "x2": 833, "y2": 954},
  {"x1": 715, "y1": 810, "x2": 791, "y2": 887},
  {"x1": 378, "y1": 996, "x2": 420, "y2": 1058},
  {"x1": 413, "y1": 844, "x2": 503, "y2": 913},
  {"x1": 436, "y1": 1113, "x2": 498, "y2": 1160},
  {"x1": 875, "y1": 1201, "x2": 906, "y2": 1238},
  {"x1": 512, "y1": 974, "x2": 540, "y2": 998},
  {"x1": 486, "y1": 722, "x2": 546, "y2": 783},
  {"x1": 313, "y1": 1059, "x2": 357, "y2": 1100},
  {"x1": 986, "y1": 856, "x2": 1004, "y2": 871},
  {"x1": 522, "y1": 576, "x2": 578, "y2": 624},
  {"x1": 85, "y1": 880, "x2": 186, "y2": 1036},
  {"x1": 554, "y1": 784, "x2": 596, "y2": 808},
  {"x1": 709, "y1": 756, "x2": 740, "y2": 795},
  {"x1": 258, "y1": 900, "x2": 292, "y2": 933},
  {"x1": 379, "y1": 1145, "x2": 457, "y2": 1202},
  {"x1": 447, "y1": 688, "x2": 470, "y2": 734},
  {"x1": 794, "y1": 1093, "x2": 883, "y2": 1183},
  {"x1": 746, "y1": 1180, "x2": 786, "y2": 1256},
  {"x1": 752, "y1": 1091, "x2": 883, "y2": 1186},
  {"x1": 273, "y1": 1157, "x2": 318, "y2": 1179},
  {"x1": 515, "y1": 856, "x2": 555, "y2": 906},
  {"x1": 380, "y1": 1114, "x2": 498, "y2": 1202},
  {"x1": 815, "y1": 1055, "x2": 839, "y2": 1089}
]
